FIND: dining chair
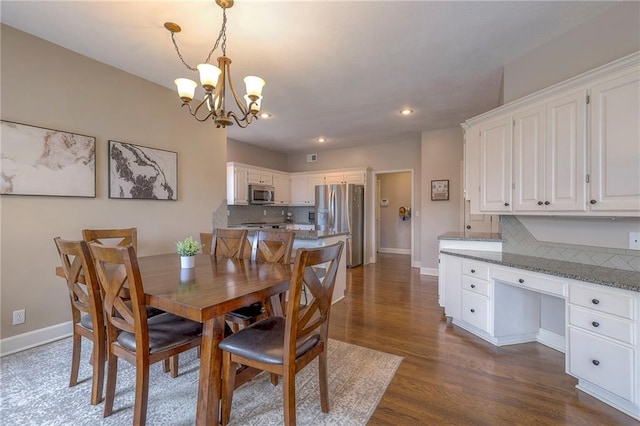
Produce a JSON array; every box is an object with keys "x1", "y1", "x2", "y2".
[
  {"x1": 199, "y1": 232, "x2": 213, "y2": 255},
  {"x1": 226, "y1": 230, "x2": 296, "y2": 332},
  {"x1": 82, "y1": 227, "x2": 138, "y2": 252},
  {"x1": 219, "y1": 241, "x2": 344, "y2": 426},
  {"x1": 54, "y1": 237, "x2": 105, "y2": 405},
  {"x1": 89, "y1": 242, "x2": 203, "y2": 425},
  {"x1": 211, "y1": 228, "x2": 252, "y2": 259}
]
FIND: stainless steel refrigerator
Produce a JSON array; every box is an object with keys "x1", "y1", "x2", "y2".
[{"x1": 315, "y1": 184, "x2": 364, "y2": 267}]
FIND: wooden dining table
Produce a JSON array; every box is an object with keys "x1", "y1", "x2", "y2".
[{"x1": 57, "y1": 252, "x2": 291, "y2": 425}]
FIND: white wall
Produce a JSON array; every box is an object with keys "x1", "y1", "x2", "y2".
[
  {"x1": 0, "y1": 25, "x2": 227, "y2": 340},
  {"x1": 501, "y1": 2, "x2": 640, "y2": 249},
  {"x1": 421, "y1": 127, "x2": 464, "y2": 274}
]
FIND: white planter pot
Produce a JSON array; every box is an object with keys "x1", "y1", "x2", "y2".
[{"x1": 180, "y1": 255, "x2": 195, "y2": 268}]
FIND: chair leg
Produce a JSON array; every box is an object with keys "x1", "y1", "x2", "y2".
[
  {"x1": 162, "y1": 358, "x2": 170, "y2": 373},
  {"x1": 170, "y1": 355, "x2": 179, "y2": 378},
  {"x1": 103, "y1": 352, "x2": 118, "y2": 418},
  {"x1": 69, "y1": 333, "x2": 81, "y2": 387},
  {"x1": 270, "y1": 373, "x2": 279, "y2": 386},
  {"x1": 133, "y1": 357, "x2": 150, "y2": 426},
  {"x1": 232, "y1": 322, "x2": 240, "y2": 333},
  {"x1": 318, "y1": 349, "x2": 329, "y2": 413},
  {"x1": 91, "y1": 337, "x2": 106, "y2": 405},
  {"x1": 220, "y1": 352, "x2": 238, "y2": 426},
  {"x1": 283, "y1": 370, "x2": 297, "y2": 426}
]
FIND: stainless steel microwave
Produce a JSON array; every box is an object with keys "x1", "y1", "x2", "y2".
[{"x1": 249, "y1": 185, "x2": 275, "y2": 205}]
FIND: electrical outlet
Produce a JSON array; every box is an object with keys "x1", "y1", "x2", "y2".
[
  {"x1": 12, "y1": 309, "x2": 25, "y2": 325},
  {"x1": 263, "y1": 210, "x2": 267, "y2": 216},
  {"x1": 629, "y1": 232, "x2": 640, "y2": 250}
]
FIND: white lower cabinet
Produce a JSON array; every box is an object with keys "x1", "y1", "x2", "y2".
[{"x1": 439, "y1": 253, "x2": 640, "y2": 420}]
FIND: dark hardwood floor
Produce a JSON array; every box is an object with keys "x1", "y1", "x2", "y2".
[{"x1": 328, "y1": 253, "x2": 637, "y2": 425}]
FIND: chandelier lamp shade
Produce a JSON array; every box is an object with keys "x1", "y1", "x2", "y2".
[{"x1": 165, "y1": 0, "x2": 265, "y2": 128}]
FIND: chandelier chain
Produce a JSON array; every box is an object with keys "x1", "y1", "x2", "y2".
[{"x1": 170, "y1": 7, "x2": 228, "y2": 72}]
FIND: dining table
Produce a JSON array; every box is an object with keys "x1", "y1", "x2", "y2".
[{"x1": 57, "y1": 252, "x2": 292, "y2": 426}]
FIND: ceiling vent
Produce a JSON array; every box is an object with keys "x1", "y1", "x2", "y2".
[{"x1": 307, "y1": 154, "x2": 318, "y2": 163}]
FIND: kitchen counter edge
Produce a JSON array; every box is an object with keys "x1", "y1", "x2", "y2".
[
  {"x1": 438, "y1": 232, "x2": 505, "y2": 242},
  {"x1": 440, "y1": 249, "x2": 640, "y2": 292}
]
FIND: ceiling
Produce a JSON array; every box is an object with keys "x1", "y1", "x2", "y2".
[{"x1": 0, "y1": 1, "x2": 616, "y2": 154}]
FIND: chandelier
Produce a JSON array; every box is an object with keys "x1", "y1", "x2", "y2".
[{"x1": 165, "y1": 0, "x2": 265, "y2": 128}]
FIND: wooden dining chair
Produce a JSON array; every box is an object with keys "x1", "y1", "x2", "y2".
[
  {"x1": 199, "y1": 232, "x2": 214, "y2": 255},
  {"x1": 226, "y1": 230, "x2": 296, "y2": 331},
  {"x1": 82, "y1": 227, "x2": 138, "y2": 252},
  {"x1": 219, "y1": 241, "x2": 344, "y2": 426},
  {"x1": 54, "y1": 237, "x2": 105, "y2": 405},
  {"x1": 89, "y1": 242, "x2": 203, "y2": 426},
  {"x1": 211, "y1": 228, "x2": 252, "y2": 259}
]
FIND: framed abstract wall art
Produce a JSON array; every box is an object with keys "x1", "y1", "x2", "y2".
[
  {"x1": 0, "y1": 120, "x2": 96, "y2": 197},
  {"x1": 108, "y1": 140, "x2": 177, "y2": 200}
]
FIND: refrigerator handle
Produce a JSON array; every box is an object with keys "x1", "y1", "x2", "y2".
[{"x1": 329, "y1": 189, "x2": 335, "y2": 228}]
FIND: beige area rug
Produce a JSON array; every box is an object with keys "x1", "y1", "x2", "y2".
[{"x1": 1, "y1": 337, "x2": 402, "y2": 425}]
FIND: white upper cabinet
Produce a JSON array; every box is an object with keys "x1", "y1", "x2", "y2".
[
  {"x1": 588, "y1": 68, "x2": 640, "y2": 213},
  {"x1": 479, "y1": 116, "x2": 512, "y2": 212},
  {"x1": 248, "y1": 169, "x2": 273, "y2": 186},
  {"x1": 227, "y1": 164, "x2": 249, "y2": 205},
  {"x1": 513, "y1": 90, "x2": 587, "y2": 213},
  {"x1": 290, "y1": 174, "x2": 324, "y2": 205},
  {"x1": 464, "y1": 52, "x2": 639, "y2": 217},
  {"x1": 272, "y1": 173, "x2": 290, "y2": 205},
  {"x1": 325, "y1": 170, "x2": 366, "y2": 185}
]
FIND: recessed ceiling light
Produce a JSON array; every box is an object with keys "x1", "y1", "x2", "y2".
[
  {"x1": 259, "y1": 112, "x2": 271, "y2": 119},
  {"x1": 399, "y1": 108, "x2": 414, "y2": 115},
  {"x1": 317, "y1": 137, "x2": 326, "y2": 143}
]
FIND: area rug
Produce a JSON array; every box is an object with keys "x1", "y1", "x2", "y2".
[{"x1": 0, "y1": 337, "x2": 402, "y2": 425}]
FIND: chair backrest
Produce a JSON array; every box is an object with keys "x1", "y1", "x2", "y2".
[
  {"x1": 212, "y1": 228, "x2": 251, "y2": 259},
  {"x1": 284, "y1": 241, "x2": 344, "y2": 360},
  {"x1": 54, "y1": 237, "x2": 104, "y2": 331},
  {"x1": 251, "y1": 230, "x2": 295, "y2": 265},
  {"x1": 200, "y1": 232, "x2": 213, "y2": 255},
  {"x1": 82, "y1": 228, "x2": 138, "y2": 253},
  {"x1": 89, "y1": 242, "x2": 149, "y2": 352}
]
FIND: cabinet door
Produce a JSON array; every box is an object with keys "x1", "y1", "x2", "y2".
[
  {"x1": 272, "y1": 173, "x2": 290, "y2": 205},
  {"x1": 290, "y1": 175, "x2": 308, "y2": 205},
  {"x1": 248, "y1": 169, "x2": 273, "y2": 185},
  {"x1": 228, "y1": 166, "x2": 248, "y2": 205},
  {"x1": 589, "y1": 69, "x2": 640, "y2": 212},
  {"x1": 324, "y1": 172, "x2": 344, "y2": 185},
  {"x1": 344, "y1": 170, "x2": 365, "y2": 185},
  {"x1": 479, "y1": 116, "x2": 512, "y2": 212},
  {"x1": 546, "y1": 90, "x2": 586, "y2": 212},
  {"x1": 513, "y1": 104, "x2": 546, "y2": 212},
  {"x1": 439, "y1": 254, "x2": 462, "y2": 318},
  {"x1": 306, "y1": 175, "x2": 325, "y2": 204}
]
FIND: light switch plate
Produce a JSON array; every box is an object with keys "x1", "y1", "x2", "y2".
[{"x1": 629, "y1": 232, "x2": 640, "y2": 250}]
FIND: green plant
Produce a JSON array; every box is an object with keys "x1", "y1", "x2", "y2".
[{"x1": 176, "y1": 236, "x2": 202, "y2": 257}]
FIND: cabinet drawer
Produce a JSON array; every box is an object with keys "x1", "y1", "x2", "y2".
[
  {"x1": 462, "y1": 275, "x2": 490, "y2": 296},
  {"x1": 461, "y1": 290, "x2": 491, "y2": 333},
  {"x1": 491, "y1": 267, "x2": 565, "y2": 297},
  {"x1": 569, "y1": 284, "x2": 634, "y2": 319},
  {"x1": 569, "y1": 305, "x2": 635, "y2": 345},
  {"x1": 568, "y1": 328, "x2": 634, "y2": 402},
  {"x1": 462, "y1": 260, "x2": 489, "y2": 280}
]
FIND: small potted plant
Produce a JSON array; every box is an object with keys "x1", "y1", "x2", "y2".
[{"x1": 176, "y1": 236, "x2": 202, "y2": 268}]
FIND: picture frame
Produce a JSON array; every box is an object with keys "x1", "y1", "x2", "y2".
[
  {"x1": 431, "y1": 179, "x2": 449, "y2": 201},
  {"x1": 0, "y1": 120, "x2": 96, "y2": 197},
  {"x1": 108, "y1": 140, "x2": 177, "y2": 200}
]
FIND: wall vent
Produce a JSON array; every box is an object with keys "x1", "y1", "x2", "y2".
[{"x1": 307, "y1": 153, "x2": 318, "y2": 163}]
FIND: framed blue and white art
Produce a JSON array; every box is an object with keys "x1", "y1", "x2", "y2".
[
  {"x1": 108, "y1": 140, "x2": 178, "y2": 200},
  {"x1": 0, "y1": 120, "x2": 96, "y2": 197}
]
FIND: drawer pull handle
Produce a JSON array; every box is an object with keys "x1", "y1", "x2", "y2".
[
  {"x1": 470, "y1": 309, "x2": 475, "y2": 313},
  {"x1": 470, "y1": 284, "x2": 476, "y2": 288},
  {"x1": 591, "y1": 298, "x2": 600, "y2": 305},
  {"x1": 592, "y1": 359, "x2": 600, "y2": 366},
  {"x1": 590, "y1": 199, "x2": 597, "y2": 205},
  {"x1": 537, "y1": 201, "x2": 543, "y2": 206},
  {"x1": 592, "y1": 321, "x2": 600, "y2": 328},
  {"x1": 470, "y1": 269, "x2": 476, "y2": 273},
  {"x1": 518, "y1": 278, "x2": 524, "y2": 284},
  {"x1": 504, "y1": 202, "x2": 510, "y2": 207}
]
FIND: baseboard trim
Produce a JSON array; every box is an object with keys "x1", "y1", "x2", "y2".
[
  {"x1": 420, "y1": 267, "x2": 438, "y2": 276},
  {"x1": 537, "y1": 328, "x2": 565, "y2": 353},
  {"x1": 0, "y1": 321, "x2": 72, "y2": 357},
  {"x1": 378, "y1": 247, "x2": 411, "y2": 255}
]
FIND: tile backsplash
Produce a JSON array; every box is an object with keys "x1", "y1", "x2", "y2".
[
  {"x1": 501, "y1": 215, "x2": 640, "y2": 272},
  {"x1": 226, "y1": 205, "x2": 314, "y2": 226}
]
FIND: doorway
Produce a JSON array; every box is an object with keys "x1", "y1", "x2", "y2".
[{"x1": 371, "y1": 169, "x2": 414, "y2": 266}]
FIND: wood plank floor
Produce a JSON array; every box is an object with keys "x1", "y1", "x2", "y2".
[{"x1": 328, "y1": 253, "x2": 637, "y2": 425}]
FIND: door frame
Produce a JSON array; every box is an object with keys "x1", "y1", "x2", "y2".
[{"x1": 370, "y1": 168, "x2": 415, "y2": 266}]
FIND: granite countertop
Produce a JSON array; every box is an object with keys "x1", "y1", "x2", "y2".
[
  {"x1": 227, "y1": 225, "x2": 348, "y2": 240},
  {"x1": 438, "y1": 232, "x2": 505, "y2": 242},
  {"x1": 440, "y1": 249, "x2": 640, "y2": 293}
]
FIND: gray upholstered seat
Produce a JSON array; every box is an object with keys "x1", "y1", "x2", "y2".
[{"x1": 117, "y1": 313, "x2": 203, "y2": 353}]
